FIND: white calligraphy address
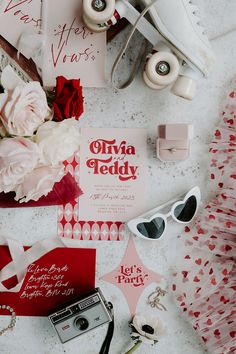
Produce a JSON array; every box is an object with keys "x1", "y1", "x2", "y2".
[{"x1": 20, "y1": 263, "x2": 75, "y2": 300}]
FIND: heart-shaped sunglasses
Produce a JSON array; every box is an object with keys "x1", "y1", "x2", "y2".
[{"x1": 127, "y1": 186, "x2": 201, "y2": 241}]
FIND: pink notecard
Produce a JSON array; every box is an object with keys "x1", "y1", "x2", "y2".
[
  {"x1": 41, "y1": 0, "x2": 106, "y2": 88},
  {"x1": 0, "y1": 0, "x2": 41, "y2": 58},
  {"x1": 79, "y1": 128, "x2": 147, "y2": 221}
]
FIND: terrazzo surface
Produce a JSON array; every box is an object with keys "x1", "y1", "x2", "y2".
[{"x1": 0, "y1": 1, "x2": 236, "y2": 353}]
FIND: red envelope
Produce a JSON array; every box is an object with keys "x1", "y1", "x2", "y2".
[
  {"x1": 0, "y1": 173, "x2": 82, "y2": 208},
  {"x1": 0, "y1": 246, "x2": 96, "y2": 316}
]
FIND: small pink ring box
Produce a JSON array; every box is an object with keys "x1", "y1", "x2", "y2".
[{"x1": 157, "y1": 124, "x2": 194, "y2": 162}]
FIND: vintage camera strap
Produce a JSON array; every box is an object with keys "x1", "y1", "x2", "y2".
[{"x1": 99, "y1": 302, "x2": 114, "y2": 354}]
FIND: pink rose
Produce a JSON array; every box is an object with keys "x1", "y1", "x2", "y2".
[
  {"x1": 0, "y1": 82, "x2": 52, "y2": 136},
  {"x1": 15, "y1": 165, "x2": 64, "y2": 203},
  {"x1": 0, "y1": 137, "x2": 40, "y2": 193}
]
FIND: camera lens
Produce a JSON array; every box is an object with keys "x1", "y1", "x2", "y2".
[{"x1": 74, "y1": 317, "x2": 89, "y2": 331}]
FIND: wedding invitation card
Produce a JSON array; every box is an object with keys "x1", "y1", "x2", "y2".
[
  {"x1": 58, "y1": 128, "x2": 147, "y2": 240},
  {"x1": 79, "y1": 128, "x2": 147, "y2": 221}
]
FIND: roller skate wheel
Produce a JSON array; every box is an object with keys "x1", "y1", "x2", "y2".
[
  {"x1": 145, "y1": 52, "x2": 180, "y2": 87},
  {"x1": 143, "y1": 71, "x2": 166, "y2": 90},
  {"x1": 83, "y1": 0, "x2": 115, "y2": 24},
  {"x1": 82, "y1": 14, "x2": 109, "y2": 32},
  {"x1": 171, "y1": 76, "x2": 196, "y2": 100}
]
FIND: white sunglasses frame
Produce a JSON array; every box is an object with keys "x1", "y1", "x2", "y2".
[{"x1": 127, "y1": 186, "x2": 201, "y2": 241}]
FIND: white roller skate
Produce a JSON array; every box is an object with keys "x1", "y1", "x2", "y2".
[{"x1": 82, "y1": 0, "x2": 216, "y2": 100}]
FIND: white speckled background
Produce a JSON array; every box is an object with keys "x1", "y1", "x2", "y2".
[{"x1": 0, "y1": 1, "x2": 236, "y2": 353}]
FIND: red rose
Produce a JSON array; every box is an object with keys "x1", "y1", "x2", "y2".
[{"x1": 52, "y1": 76, "x2": 84, "y2": 121}]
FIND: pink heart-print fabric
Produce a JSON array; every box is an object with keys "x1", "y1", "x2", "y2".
[{"x1": 172, "y1": 80, "x2": 236, "y2": 354}]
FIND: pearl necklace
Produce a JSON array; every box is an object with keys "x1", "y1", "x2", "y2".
[{"x1": 0, "y1": 305, "x2": 16, "y2": 336}]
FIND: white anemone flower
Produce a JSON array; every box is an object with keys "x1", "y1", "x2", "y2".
[
  {"x1": 125, "y1": 313, "x2": 166, "y2": 353},
  {"x1": 132, "y1": 313, "x2": 165, "y2": 344}
]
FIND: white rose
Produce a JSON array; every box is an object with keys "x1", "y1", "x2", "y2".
[
  {"x1": 36, "y1": 118, "x2": 80, "y2": 165},
  {"x1": 15, "y1": 164, "x2": 64, "y2": 203},
  {"x1": 0, "y1": 81, "x2": 52, "y2": 136},
  {"x1": 0, "y1": 137, "x2": 40, "y2": 193}
]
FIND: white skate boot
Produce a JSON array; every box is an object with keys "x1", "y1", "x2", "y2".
[{"x1": 82, "y1": 0, "x2": 216, "y2": 100}]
